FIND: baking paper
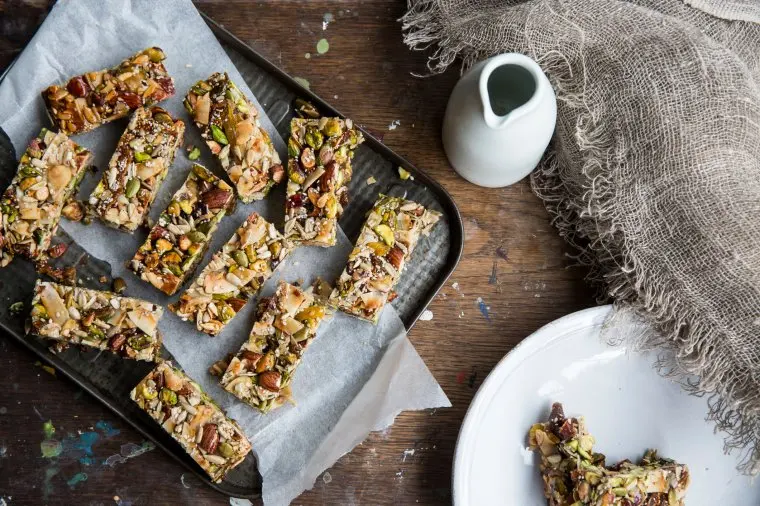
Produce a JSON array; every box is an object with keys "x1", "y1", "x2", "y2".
[{"x1": 0, "y1": 1, "x2": 450, "y2": 504}]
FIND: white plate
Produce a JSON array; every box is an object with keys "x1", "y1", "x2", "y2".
[{"x1": 453, "y1": 305, "x2": 759, "y2": 506}]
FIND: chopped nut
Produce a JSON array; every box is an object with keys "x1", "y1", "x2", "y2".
[{"x1": 113, "y1": 277, "x2": 127, "y2": 294}]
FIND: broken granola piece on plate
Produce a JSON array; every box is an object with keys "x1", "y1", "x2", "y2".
[{"x1": 528, "y1": 402, "x2": 690, "y2": 506}]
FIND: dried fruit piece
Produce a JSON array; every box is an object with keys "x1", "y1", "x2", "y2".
[
  {"x1": 131, "y1": 362, "x2": 251, "y2": 482},
  {"x1": 42, "y1": 47, "x2": 174, "y2": 135},
  {"x1": 328, "y1": 194, "x2": 441, "y2": 323},
  {"x1": 220, "y1": 282, "x2": 328, "y2": 413}
]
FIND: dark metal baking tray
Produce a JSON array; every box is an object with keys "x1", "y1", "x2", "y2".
[{"x1": 0, "y1": 11, "x2": 464, "y2": 501}]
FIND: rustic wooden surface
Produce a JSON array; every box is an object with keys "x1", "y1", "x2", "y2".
[{"x1": 0, "y1": 0, "x2": 595, "y2": 504}]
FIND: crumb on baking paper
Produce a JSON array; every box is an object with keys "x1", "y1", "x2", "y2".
[{"x1": 366, "y1": 176, "x2": 377, "y2": 185}]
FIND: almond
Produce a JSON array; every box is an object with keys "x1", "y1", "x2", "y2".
[
  {"x1": 258, "y1": 370, "x2": 281, "y2": 392},
  {"x1": 109, "y1": 333, "x2": 127, "y2": 351},
  {"x1": 200, "y1": 188, "x2": 232, "y2": 209},
  {"x1": 199, "y1": 423, "x2": 219, "y2": 454},
  {"x1": 386, "y1": 246, "x2": 404, "y2": 269},
  {"x1": 241, "y1": 350, "x2": 262, "y2": 370}
]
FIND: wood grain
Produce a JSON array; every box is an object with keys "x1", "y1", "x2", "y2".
[{"x1": 0, "y1": 0, "x2": 595, "y2": 504}]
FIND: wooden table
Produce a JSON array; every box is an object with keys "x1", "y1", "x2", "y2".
[{"x1": 0, "y1": 1, "x2": 595, "y2": 504}]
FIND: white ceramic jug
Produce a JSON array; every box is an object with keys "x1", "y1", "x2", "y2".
[{"x1": 442, "y1": 53, "x2": 557, "y2": 187}]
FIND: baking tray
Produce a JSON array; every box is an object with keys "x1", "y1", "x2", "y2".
[{"x1": 0, "y1": 11, "x2": 464, "y2": 500}]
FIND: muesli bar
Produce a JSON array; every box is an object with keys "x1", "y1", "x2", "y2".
[
  {"x1": 29, "y1": 280, "x2": 163, "y2": 362},
  {"x1": 131, "y1": 362, "x2": 252, "y2": 482},
  {"x1": 88, "y1": 106, "x2": 185, "y2": 232},
  {"x1": 170, "y1": 212, "x2": 293, "y2": 336},
  {"x1": 220, "y1": 281, "x2": 328, "y2": 413},
  {"x1": 42, "y1": 47, "x2": 174, "y2": 135},
  {"x1": 0, "y1": 129, "x2": 91, "y2": 267},
  {"x1": 328, "y1": 194, "x2": 441, "y2": 323},
  {"x1": 128, "y1": 164, "x2": 235, "y2": 295},
  {"x1": 184, "y1": 72, "x2": 283, "y2": 202},
  {"x1": 284, "y1": 117, "x2": 364, "y2": 246}
]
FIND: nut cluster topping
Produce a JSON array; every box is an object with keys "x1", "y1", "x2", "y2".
[
  {"x1": 220, "y1": 281, "x2": 328, "y2": 414},
  {"x1": 184, "y1": 72, "x2": 282, "y2": 203},
  {"x1": 29, "y1": 280, "x2": 163, "y2": 362},
  {"x1": 328, "y1": 194, "x2": 441, "y2": 323},
  {"x1": 129, "y1": 164, "x2": 235, "y2": 295},
  {"x1": 528, "y1": 403, "x2": 690, "y2": 506},
  {"x1": 88, "y1": 106, "x2": 185, "y2": 232},
  {"x1": 170, "y1": 212, "x2": 293, "y2": 336},
  {"x1": 130, "y1": 362, "x2": 252, "y2": 482},
  {"x1": 284, "y1": 117, "x2": 365, "y2": 247},
  {"x1": 42, "y1": 47, "x2": 174, "y2": 135},
  {"x1": 0, "y1": 129, "x2": 91, "y2": 267}
]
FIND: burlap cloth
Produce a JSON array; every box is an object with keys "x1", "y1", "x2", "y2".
[{"x1": 402, "y1": 0, "x2": 760, "y2": 473}]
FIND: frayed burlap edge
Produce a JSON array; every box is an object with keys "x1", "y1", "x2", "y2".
[{"x1": 401, "y1": 0, "x2": 760, "y2": 475}]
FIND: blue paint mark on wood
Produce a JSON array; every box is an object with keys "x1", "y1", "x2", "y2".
[
  {"x1": 95, "y1": 420, "x2": 120, "y2": 438},
  {"x1": 66, "y1": 472, "x2": 87, "y2": 488},
  {"x1": 476, "y1": 297, "x2": 491, "y2": 322}
]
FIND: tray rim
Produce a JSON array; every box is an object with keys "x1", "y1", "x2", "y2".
[{"x1": 0, "y1": 7, "x2": 465, "y2": 501}]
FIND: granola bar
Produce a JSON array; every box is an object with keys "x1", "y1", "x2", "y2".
[
  {"x1": 327, "y1": 195, "x2": 440, "y2": 323},
  {"x1": 528, "y1": 403, "x2": 690, "y2": 506},
  {"x1": 170, "y1": 212, "x2": 293, "y2": 336},
  {"x1": 220, "y1": 282, "x2": 327, "y2": 413},
  {"x1": 29, "y1": 280, "x2": 162, "y2": 362},
  {"x1": 42, "y1": 47, "x2": 174, "y2": 135},
  {"x1": 88, "y1": 107, "x2": 185, "y2": 232},
  {"x1": 128, "y1": 164, "x2": 235, "y2": 295},
  {"x1": 131, "y1": 362, "x2": 252, "y2": 482},
  {"x1": 0, "y1": 129, "x2": 91, "y2": 267},
  {"x1": 184, "y1": 72, "x2": 283, "y2": 203},
  {"x1": 284, "y1": 117, "x2": 364, "y2": 246}
]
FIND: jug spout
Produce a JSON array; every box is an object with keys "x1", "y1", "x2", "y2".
[{"x1": 479, "y1": 53, "x2": 544, "y2": 130}]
